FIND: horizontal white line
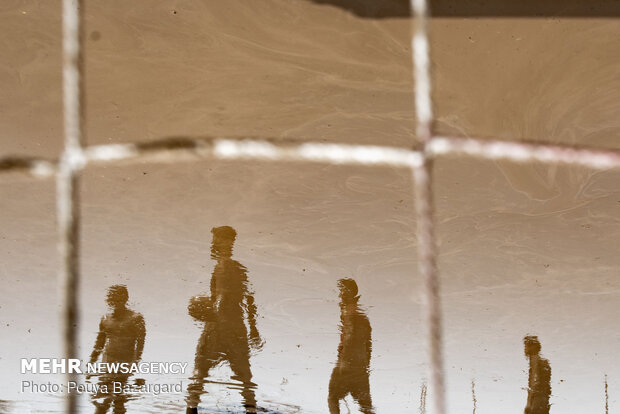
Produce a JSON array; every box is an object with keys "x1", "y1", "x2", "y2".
[
  {"x1": 430, "y1": 136, "x2": 620, "y2": 170},
  {"x1": 3, "y1": 135, "x2": 620, "y2": 179}
]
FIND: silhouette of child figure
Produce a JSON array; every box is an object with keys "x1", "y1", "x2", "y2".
[
  {"x1": 524, "y1": 335, "x2": 551, "y2": 414},
  {"x1": 328, "y1": 278, "x2": 375, "y2": 414}
]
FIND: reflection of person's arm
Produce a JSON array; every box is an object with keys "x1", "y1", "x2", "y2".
[
  {"x1": 135, "y1": 315, "x2": 146, "y2": 361},
  {"x1": 525, "y1": 358, "x2": 535, "y2": 409},
  {"x1": 89, "y1": 318, "x2": 106, "y2": 363},
  {"x1": 244, "y1": 275, "x2": 261, "y2": 347},
  {"x1": 210, "y1": 270, "x2": 217, "y2": 296},
  {"x1": 246, "y1": 292, "x2": 259, "y2": 338},
  {"x1": 209, "y1": 269, "x2": 219, "y2": 311}
]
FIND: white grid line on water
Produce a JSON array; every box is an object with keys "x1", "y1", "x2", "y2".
[
  {"x1": 409, "y1": 0, "x2": 445, "y2": 413},
  {"x1": 4, "y1": 136, "x2": 620, "y2": 178},
  {"x1": 58, "y1": 0, "x2": 85, "y2": 413}
]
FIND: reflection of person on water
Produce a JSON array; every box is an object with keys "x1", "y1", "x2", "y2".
[
  {"x1": 524, "y1": 335, "x2": 551, "y2": 414},
  {"x1": 186, "y1": 226, "x2": 263, "y2": 414},
  {"x1": 328, "y1": 278, "x2": 375, "y2": 414},
  {"x1": 89, "y1": 284, "x2": 146, "y2": 414}
]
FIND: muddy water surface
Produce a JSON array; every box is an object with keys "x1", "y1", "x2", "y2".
[{"x1": 1, "y1": 1, "x2": 620, "y2": 413}]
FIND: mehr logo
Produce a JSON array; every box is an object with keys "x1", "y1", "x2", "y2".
[
  {"x1": 21, "y1": 359, "x2": 83, "y2": 374},
  {"x1": 21, "y1": 358, "x2": 188, "y2": 375}
]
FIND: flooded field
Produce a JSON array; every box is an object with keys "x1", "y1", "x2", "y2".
[{"x1": 1, "y1": 1, "x2": 620, "y2": 413}]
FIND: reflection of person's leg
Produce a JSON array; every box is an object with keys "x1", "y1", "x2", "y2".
[
  {"x1": 228, "y1": 346, "x2": 257, "y2": 410},
  {"x1": 328, "y1": 368, "x2": 346, "y2": 414},
  {"x1": 186, "y1": 375, "x2": 205, "y2": 409},
  {"x1": 93, "y1": 379, "x2": 113, "y2": 414},
  {"x1": 186, "y1": 357, "x2": 219, "y2": 410},
  {"x1": 94, "y1": 397, "x2": 112, "y2": 414},
  {"x1": 112, "y1": 378, "x2": 129, "y2": 414},
  {"x1": 530, "y1": 398, "x2": 550, "y2": 414},
  {"x1": 112, "y1": 394, "x2": 128, "y2": 414},
  {"x1": 188, "y1": 326, "x2": 219, "y2": 411},
  {"x1": 351, "y1": 373, "x2": 374, "y2": 414}
]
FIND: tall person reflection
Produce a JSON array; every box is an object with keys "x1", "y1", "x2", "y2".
[
  {"x1": 186, "y1": 226, "x2": 263, "y2": 414},
  {"x1": 328, "y1": 278, "x2": 375, "y2": 414},
  {"x1": 89, "y1": 284, "x2": 146, "y2": 414},
  {"x1": 524, "y1": 335, "x2": 552, "y2": 414}
]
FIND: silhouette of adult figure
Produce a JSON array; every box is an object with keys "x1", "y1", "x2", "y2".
[
  {"x1": 328, "y1": 278, "x2": 375, "y2": 414},
  {"x1": 89, "y1": 284, "x2": 146, "y2": 414},
  {"x1": 524, "y1": 335, "x2": 551, "y2": 414},
  {"x1": 186, "y1": 226, "x2": 263, "y2": 414}
]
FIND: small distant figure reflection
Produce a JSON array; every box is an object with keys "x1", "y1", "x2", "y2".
[
  {"x1": 89, "y1": 284, "x2": 146, "y2": 414},
  {"x1": 186, "y1": 226, "x2": 263, "y2": 414},
  {"x1": 328, "y1": 278, "x2": 375, "y2": 414},
  {"x1": 524, "y1": 335, "x2": 552, "y2": 414}
]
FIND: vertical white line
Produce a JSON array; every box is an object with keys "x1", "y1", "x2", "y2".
[
  {"x1": 411, "y1": 0, "x2": 433, "y2": 143},
  {"x1": 60, "y1": 0, "x2": 84, "y2": 413},
  {"x1": 410, "y1": 1, "x2": 446, "y2": 413},
  {"x1": 412, "y1": 160, "x2": 445, "y2": 414}
]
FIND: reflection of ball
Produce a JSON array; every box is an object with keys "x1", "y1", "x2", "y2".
[{"x1": 188, "y1": 295, "x2": 215, "y2": 322}]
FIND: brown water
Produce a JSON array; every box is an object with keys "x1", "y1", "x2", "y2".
[{"x1": 1, "y1": 1, "x2": 620, "y2": 413}]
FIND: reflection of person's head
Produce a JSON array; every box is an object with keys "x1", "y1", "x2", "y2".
[
  {"x1": 211, "y1": 226, "x2": 237, "y2": 259},
  {"x1": 524, "y1": 335, "x2": 542, "y2": 357},
  {"x1": 106, "y1": 284, "x2": 129, "y2": 309},
  {"x1": 338, "y1": 278, "x2": 360, "y2": 304}
]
